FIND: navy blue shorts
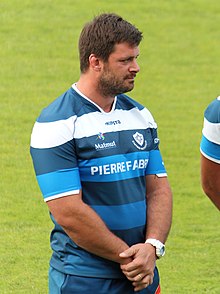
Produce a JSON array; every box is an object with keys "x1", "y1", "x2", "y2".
[{"x1": 49, "y1": 266, "x2": 160, "y2": 294}]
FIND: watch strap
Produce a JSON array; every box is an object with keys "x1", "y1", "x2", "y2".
[{"x1": 145, "y1": 238, "x2": 165, "y2": 258}]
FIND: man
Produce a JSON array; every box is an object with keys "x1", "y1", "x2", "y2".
[
  {"x1": 200, "y1": 96, "x2": 220, "y2": 210},
  {"x1": 30, "y1": 13, "x2": 172, "y2": 294}
]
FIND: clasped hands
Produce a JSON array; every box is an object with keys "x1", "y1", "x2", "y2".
[{"x1": 119, "y1": 243, "x2": 156, "y2": 292}]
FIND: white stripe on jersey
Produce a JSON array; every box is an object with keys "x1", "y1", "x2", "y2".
[
  {"x1": 44, "y1": 189, "x2": 80, "y2": 202},
  {"x1": 30, "y1": 115, "x2": 77, "y2": 148},
  {"x1": 31, "y1": 107, "x2": 157, "y2": 149},
  {"x1": 200, "y1": 148, "x2": 220, "y2": 164},
  {"x1": 202, "y1": 117, "x2": 220, "y2": 145},
  {"x1": 74, "y1": 107, "x2": 157, "y2": 139}
]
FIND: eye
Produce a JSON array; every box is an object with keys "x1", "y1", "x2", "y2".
[{"x1": 120, "y1": 57, "x2": 132, "y2": 64}]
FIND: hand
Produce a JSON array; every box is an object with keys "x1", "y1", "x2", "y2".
[{"x1": 119, "y1": 243, "x2": 156, "y2": 292}]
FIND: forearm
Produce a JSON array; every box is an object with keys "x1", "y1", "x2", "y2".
[
  {"x1": 65, "y1": 207, "x2": 130, "y2": 262},
  {"x1": 48, "y1": 196, "x2": 130, "y2": 264},
  {"x1": 146, "y1": 181, "x2": 172, "y2": 243}
]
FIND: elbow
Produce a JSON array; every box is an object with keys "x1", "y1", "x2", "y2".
[
  {"x1": 201, "y1": 179, "x2": 220, "y2": 209},
  {"x1": 201, "y1": 179, "x2": 213, "y2": 198},
  {"x1": 55, "y1": 214, "x2": 74, "y2": 231},
  {"x1": 201, "y1": 179, "x2": 210, "y2": 196}
]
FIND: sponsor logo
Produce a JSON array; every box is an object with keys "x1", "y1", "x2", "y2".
[
  {"x1": 95, "y1": 132, "x2": 116, "y2": 151},
  {"x1": 95, "y1": 141, "x2": 116, "y2": 150},
  {"x1": 105, "y1": 120, "x2": 121, "y2": 126},
  {"x1": 132, "y1": 132, "x2": 147, "y2": 150},
  {"x1": 91, "y1": 158, "x2": 148, "y2": 175}
]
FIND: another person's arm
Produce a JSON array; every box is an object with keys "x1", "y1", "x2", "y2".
[
  {"x1": 200, "y1": 97, "x2": 220, "y2": 210},
  {"x1": 201, "y1": 154, "x2": 220, "y2": 210}
]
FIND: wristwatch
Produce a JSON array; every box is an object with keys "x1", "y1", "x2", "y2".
[{"x1": 145, "y1": 238, "x2": 165, "y2": 259}]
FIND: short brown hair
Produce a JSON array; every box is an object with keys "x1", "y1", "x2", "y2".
[{"x1": 78, "y1": 13, "x2": 143, "y2": 73}]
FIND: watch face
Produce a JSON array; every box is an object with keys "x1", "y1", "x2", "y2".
[
  {"x1": 160, "y1": 246, "x2": 165, "y2": 255},
  {"x1": 157, "y1": 245, "x2": 165, "y2": 258}
]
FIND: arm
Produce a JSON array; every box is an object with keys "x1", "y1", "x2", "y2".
[
  {"x1": 201, "y1": 154, "x2": 220, "y2": 210},
  {"x1": 120, "y1": 175, "x2": 172, "y2": 291},
  {"x1": 145, "y1": 175, "x2": 173, "y2": 242},
  {"x1": 47, "y1": 191, "x2": 131, "y2": 264}
]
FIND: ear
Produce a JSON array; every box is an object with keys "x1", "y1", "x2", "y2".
[{"x1": 89, "y1": 54, "x2": 102, "y2": 71}]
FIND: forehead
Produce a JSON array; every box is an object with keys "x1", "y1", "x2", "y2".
[{"x1": 110, "y1": 42, "x2": 140, "y2": 58}]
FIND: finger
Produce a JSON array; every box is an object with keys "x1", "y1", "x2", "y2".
[
  {"x1": 121, "y1": 268, "x2": 140, "y2": 280},
  {"x1": 119, "y1": 247, "x2": 137, "y2": 258},
  {"x1": 133, "y1": 274, "x2": 153, "y2": 288},
  {"x1": 134, "y1": 283, "x2": 149, "y2": 292},
  {"x1": 121, "y1": 260, "x2": 141, "y2": 272},
  {"x1": 133, "y1": 279, "x2": 149, "y2": 292},
  {"x1": 120, "y1": 264, "x2": 136, "y2": 273},
  {"x1": 123, "y1": 269, "x2": 148, "y2": 282},
  {"x1": 132, "y1": 273, "x2": 144, "y2": 282}
]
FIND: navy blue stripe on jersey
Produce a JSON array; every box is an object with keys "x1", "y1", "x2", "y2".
[
  {"x1": 75, "y1": 128, "x2": 159, "y2": 160},
  {"x1": 204, "y1": 98, "x2": 220, "y2": 123},
  {"x1": 30, "y1": 140, "x2": 76, "y2": 176},
  {"x1": 37, "y1": 88, "x2": 98, "y2": 123},
  {"x1": 112, "y1": 225, "x2": 145, "y2": 246},
  {"x1": 79, "y1": 152, "x2": 149, "y2": 182},
  {"x1": 36, "y1": 168, "x2": 81, "y2": 199},
  {"x1": 82, "y1": 177, "x2": 146, "y2": 206},
  {"x1": 116, "y1": 93, "x2": 145, "y2": 111},
  {"x1": 200, "y1": 135, "x2": 220, "y2": 161},
  {"x1": 91, "y1": 200, "x2": 146, "y2": 230}
]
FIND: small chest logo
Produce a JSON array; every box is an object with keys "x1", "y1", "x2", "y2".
[
  {"x1": 96, "y1": 132, "x2": 105, "y2": 140},
  {"x1": 132, "y1": 132, "x2": 147, "y2": 150},
  {"x1": 95, "y1": 132, "x2": 116, "y2": 151}
]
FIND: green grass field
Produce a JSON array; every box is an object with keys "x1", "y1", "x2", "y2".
[{"x1": 1, "y1": 0, "x2": 220, "y2": 293}]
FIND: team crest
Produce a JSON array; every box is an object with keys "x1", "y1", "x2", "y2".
[{"x1": 132, "y1": 132, "x2": 147, "y2": 150}]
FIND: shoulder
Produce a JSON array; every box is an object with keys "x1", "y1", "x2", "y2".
[
  {"x1": 117, "y1": 94, "x2": 156, "y2": 126},
  {"x1": 37, "y1": 87, "x2": 85, "y2": 123},
  {"x1": 117, "y1": 93, "x2": 144, "y2": 110},
  {"x1": 201, "y1": 96, "x2": 220, "y2": 162},
  {"x1": 204, "y1": 96, "x2": 220, "y2": 123},
  {"x1": 31, "y1": 87, "x2": 83, "y2": 149}
]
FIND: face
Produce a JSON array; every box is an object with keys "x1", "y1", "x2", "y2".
[{"x1": 98, "y1": 43, "x2": 140, "y2": 97}]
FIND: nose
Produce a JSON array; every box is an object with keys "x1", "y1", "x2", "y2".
[{"x1": 130, "y1": 59, "x2": 140, "y2": 73}]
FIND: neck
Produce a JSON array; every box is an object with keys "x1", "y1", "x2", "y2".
[{"x1": 76, "y1": 75, "x2": 115, "y2": 113}]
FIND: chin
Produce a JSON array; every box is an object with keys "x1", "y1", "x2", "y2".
[
  {"x1": 123, "y1": 87, "x2": 134, "y2": 94},
  {"x1": 127, "y1": 84, "x2": 135, "y2": 91}
]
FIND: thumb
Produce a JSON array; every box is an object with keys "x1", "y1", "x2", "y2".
[{"x1": 119, "y1": 246, "x2": 137, "y2": 258}]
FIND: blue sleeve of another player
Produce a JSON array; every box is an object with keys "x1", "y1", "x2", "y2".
[
  {"x1": 145, "y1": 149, "x2": 167, "y2": 176},
  {"x1": 200, "y1": 135, "x2": 220, "y2": 163},
  {"x1": 200, "y1": 97, "x2": 220, "y2": 163}
]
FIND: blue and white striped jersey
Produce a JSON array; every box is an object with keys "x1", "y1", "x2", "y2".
[
  {"x1": 200, "y1": 97, "x2": 220, "y2": 164},
  {"x1": 30, "y1": 84, "x2": 167, "y2": 278}
]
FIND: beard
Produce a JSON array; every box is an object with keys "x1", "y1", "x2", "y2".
[{"x1": 98, "y1": 67, "x2": 135, "y2": 97}]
